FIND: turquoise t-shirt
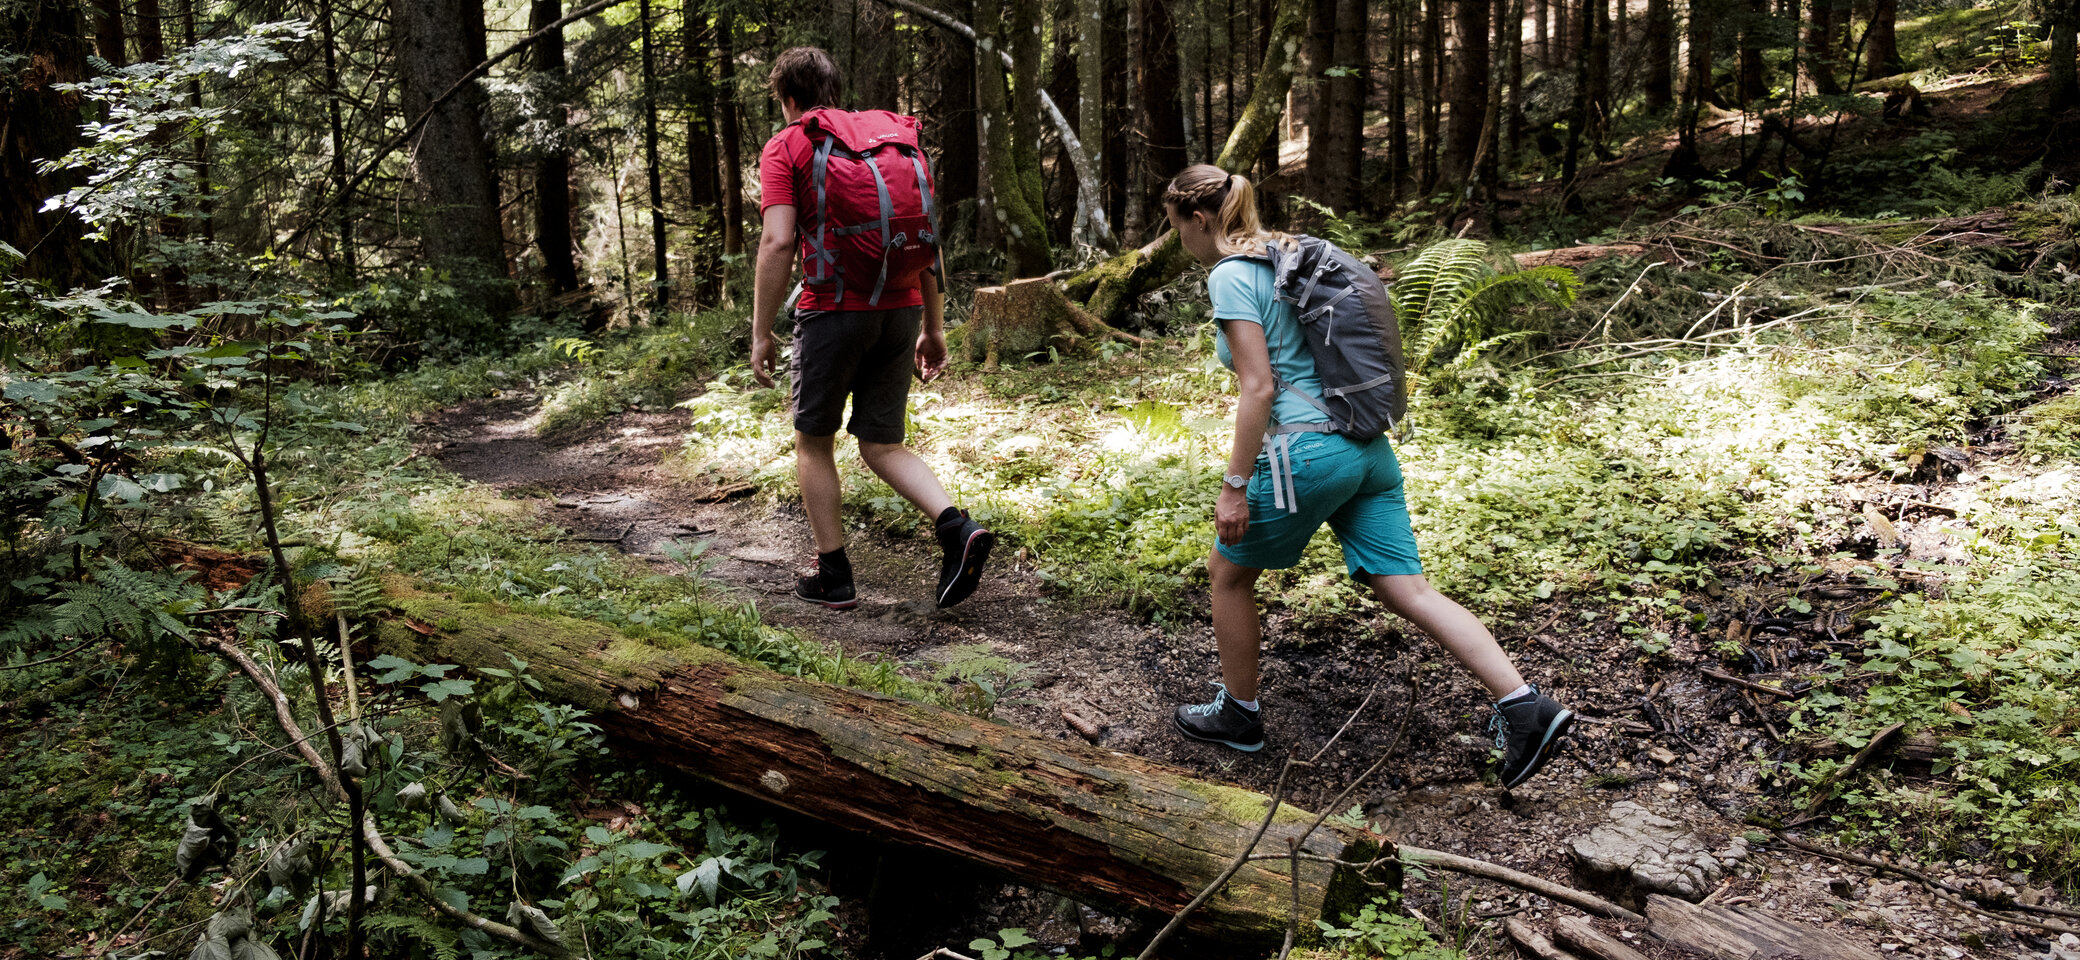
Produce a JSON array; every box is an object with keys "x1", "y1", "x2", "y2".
[{"x1": 1209, "y1": 258, "x2": 1330, "y2": 426}]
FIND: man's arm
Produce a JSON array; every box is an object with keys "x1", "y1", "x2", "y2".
[
  {"x1": 750, "y1": 204, "x2": 797, "y2": 388},
  {"x1": 914, "y1": 268, "x2": 947, "y2": 383}
]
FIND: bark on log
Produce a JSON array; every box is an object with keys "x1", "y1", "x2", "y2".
[
  {"x1": 371, "y1": 586, "x2": 1373, "y2": 946},
  {"x1": 1644, "y1": 893, "x2": 1884, "y2": 960}
]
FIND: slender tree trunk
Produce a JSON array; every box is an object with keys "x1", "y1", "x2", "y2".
[
  {"x1": 1505, "y1": 0, "x2": 1523, "y2": 168},
  {"x1": 979, "y1": 0, "x2": 1052, "y2": 275},
  {"x1": 3, "y1": 0, "x2": 97, "y2": 286},
  {"x1": 1587, "y1": 0, "x2": 1609, "y2": 149},
  {"x1": 1419, "y1": 0, "x2": 1442, "y2": 187},
  {"x1": 92, "y1": 0, "x2": 126, "y2": 66},
  {"x1": 1011, "y1": 0, "x2": 1049, "y2": 227},
  {"x1": 1200, "y1": 2, "x2": 1215, "y2": 160},
  {"x1": 1806, "y1": 0, "x2": 1839, "y2": 94},
  {"x1": 717, "y1": 11, "x2": 744, "y2": 258},
  {"x1": 1663, "y1": 0, "x2": 1712, "y2": 179},
  {"x1": 1225, "y1": 0, "x2": 1236, "y2": 140},
  {"x1": 2053, "y1": 3, "x2": 2079, "y2": 111},
  {"x1": 853, "y1": 0, "x2": 899, "y2": 108},
  {"x1": 1141, "y1": 0, "x2": 1187, "y2": 199},
  {"x1": 1536, "y1": 0, "x2": 1549, "y2": 66},
  {"x1": 529, "y1": 0, "x2": 578, "y2": 295},
  {"x1": 1123, "y1": 0, "x2": 1147, "y2": 242},
  {"x1": 685, "y1": 8, "x2": 718, "y2": 211},
  {"x1": 185, "y1": 0, "x2": 211, "y2": 267},
  {"x1": 1079, "y1": 0, "x2": 1109, "y2": 243},
  {"x1": 1048, "y1": 0, "x2": 1081, "y2": 243},
  {"x1": 1304, "y1": 0, "x2": 1362, "y2": 213},
  {"x1": 928, "y1": 0, "x2": 977, "y2": 245},
  {"x1": 1389, "y1": 0, "x2": 1410, "y2": 200},
  {"x1": 1559, "y1": 0, "x2": 1592, "y2": 204},
  {"x1": 1864, "y1": 0, "x2": 1901, "y2": 80},
  {"x1": 1738, "y1": 0, "x2": 1765, "y2": 102},
  {"x1": 318, "y1": 0, "x2": 354, "y2": 272},
  {"x1": 639, "y1": 0, "x2": 668, "y2": 313},
  {"x1": 1644, "y1": 0, "x2": 1672, "y2": 109},
  {"x1": 1441, "y1": 0, "x2": 1489, "y2": 185},
  {"x1": 1300, "y1": 0, "x2": 1331, "y2": 157},
  {"x1": 1253, "y1": 0, "x2": 1282, "y2": 222},
  {"x1": 134, "y1": 0, "x2": 164, "y2": 61},
  {"x1": 394, "y1": 0, "x2": 514, "y2": 318}
]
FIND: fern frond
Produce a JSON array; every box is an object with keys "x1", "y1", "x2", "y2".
[
  {"x1": 363, "y1": 912, "x2": 463, "y2": 960},
  {"x1": 1389, "y1": 239, "x2": 1494, "y2": 331}
]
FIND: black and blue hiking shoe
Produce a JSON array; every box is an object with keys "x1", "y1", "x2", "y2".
[
  {"x1": 934, "y1": 509, "x2": 994, "y2": 608},
  {"x1": 1174, "y1": 682, "x2": 1265, "y2": 752},
  {"x1": 1490, "y1": 685, "x2": 1574, "y2": 788}
]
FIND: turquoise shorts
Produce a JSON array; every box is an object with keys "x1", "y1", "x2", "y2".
[{"x1": 1216, "y1": 432, "x2": 1425, "y2": 577}]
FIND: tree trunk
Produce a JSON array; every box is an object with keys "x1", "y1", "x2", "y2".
[
  {"x1": 685, "y1": 7, "x2": 719, "y2": 212},
  {"x1": 1419, "y1": 0, "x2": 1442, "y2": 188},
  {"x1": 1200, "y1": 1, "x2": 1216, "y2": 160},
  {"x1": 1305, "y1": 0, "x2": 1364, "y2": 213},
  {"x1": 1662, "y1": 0, "x2": 1713, "y2": 179},
  {"x1": 1863, "y1": 0, "x2": 1901, "y2": 80},
  {"x1": 1587, "y1": 0, "x2": 1610, "y2": 150},
  {"x1": 1048, "y1": 0, "x2": 1081, "y2": 244},
  {"x1": 1123, "y1": 0, "x2": 1148, "y2": 242},
  {"x1": 2054, "y1": 4, "x2": 2080, "y2": 112},
  {"x1": 1389, "y1": 0, "x2": 1410, "y2": 200},
  {"x1": 394, "y1": 0, "x2": 514, "y2": 317},
  {"x1": 1253, "y1": 0, "x2": 1283, "y2": 223},
  {"x1": 1737, "y1": 0, "x2": 1765, "y2": 102},
  {"x1": 978, "y1": 0, "x2": 1053, "y2": 275},
  {"x1": 1141, "y1": 0, "x2": 1187, "y2": 202},
  {"x1": 134, "y1": 0, "x2": 164, "y2": 62},
  {"x1": 531, "y1": 0, "x2": 579, "y2": 295},
  {"x1": 1643, "y1": 0, "x2": 1672, "y2": 110},
  {"x1": 1, "y1": 0, "x2": 100, "y2": 287},
  {"x1": 1065, "y1": 0, "x2": 1305, "y2": 325},
  {"x1": 320, "y1": 0, "x2": 355, "y2": 273},
  {"x1": 1536, "y1": 0, "x2": 1549, "y2": 66},
  {"x1": 852, "y1": 0, "x2": 900, "y2": 109},
  {"x1": 371, "y1": 588, "x2": 1379, "y2": 947},
  {"x1": 1805, "y1": 0, "x2": 1839, "y2": 94},
  {"x1": 1559, "y1": 0, "x2": 1592, "y2": 204},
  {"x1": 1441, "y1": 0, "x2": 1489, "y2": 186},
  {"x1": 1505, "y1": 0, "x2": 1524, "y2": 169},
  {"x1": 717, "y1": 10, "x2": 745, "y2": 258},
  {"x1": 1106, "y1": 0, "x2": 1132, "y2": 235},
  {"x1": 927, "y1": 0, "x2": 978, "y2": 246},
  {"x1": 639, "y1": 0, "x2": 668, "y2": 313},
  {"x1": 91, "y1": 0, "x2": 126, "y2": 66}
]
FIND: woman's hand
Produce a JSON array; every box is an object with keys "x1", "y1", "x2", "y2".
[{"x1": 1216, "y1": 484, "x2": 1250, "y2": 545}]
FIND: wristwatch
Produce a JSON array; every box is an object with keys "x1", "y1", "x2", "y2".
[{"x1": 1224, "y1": 474, "x2": 1249, "y2": 490}]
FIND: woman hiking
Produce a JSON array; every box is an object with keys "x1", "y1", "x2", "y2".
[{"x1": 1163, "y1": 164, "x2": 1573, "y2": 789}]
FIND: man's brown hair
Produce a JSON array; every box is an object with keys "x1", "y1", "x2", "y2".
[{"x1": 768, "y1": 47, "x2": 842, "y2": 111}]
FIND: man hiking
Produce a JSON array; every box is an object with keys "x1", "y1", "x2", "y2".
[{"x1": 749, "y1": 46, "x2": 994, "y2": 611}]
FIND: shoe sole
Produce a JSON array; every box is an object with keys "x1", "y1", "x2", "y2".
[
  {"x1": 936, "y1": 528, "x2": 995, "y2": 608},
  {"x1": 1172, "y1": 714, "x2": 1264, "y2": 753},
  {"x1": 1501, "y1": 709, "x2": 1575, "y2": 789},
  {"x1": 794, "y1": 589, "x2": 859, "y2": 610}
]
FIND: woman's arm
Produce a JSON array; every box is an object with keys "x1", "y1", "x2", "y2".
[{"x1": 1217, "y1": 318, "x2": 1276, "y2": 545}]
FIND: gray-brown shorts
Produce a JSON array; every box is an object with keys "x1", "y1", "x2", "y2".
[{"x1": 788, "y1": 306, "x2": 922, "y2": 444}]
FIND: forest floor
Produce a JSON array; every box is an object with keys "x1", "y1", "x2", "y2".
[{"x1": 420, "y1": 381, "x2": 2076, "y2": 959}]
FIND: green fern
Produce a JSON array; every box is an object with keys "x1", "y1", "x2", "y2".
[
  {"x1": 1389, "y1": 241, "x2": 1581, "y2": 373},
  {"x1": 363, "y1": 913, "x2": 462, "y2": 960},
  {"x1": 332, "y1": 569, "x2": 388, "y2": 619}
]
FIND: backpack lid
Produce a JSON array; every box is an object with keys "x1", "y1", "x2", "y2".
[{"x1": 800, "y1": 108, "x2": 922, "y2": 154}]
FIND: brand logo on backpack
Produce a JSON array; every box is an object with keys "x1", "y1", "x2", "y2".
[{"x1": 797, "y1": 108, "x2": 942, "y2": 308}]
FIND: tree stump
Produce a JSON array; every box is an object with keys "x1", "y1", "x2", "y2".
[
  {"x1": 370, "y1": 584, "x2": 1382, "y2": 947},
  {"x1": 963, "y1": 277, "x2": 1143, "y2": 371}
]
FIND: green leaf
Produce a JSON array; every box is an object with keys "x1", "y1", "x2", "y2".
[
  {"x1": 420, "y1": 678, "x2": 475, "y2": 702},
  {"x1": 998, "y1": 928, "x2": 1037, "y2": 949},
  {"x1": 2, "y1": 380, "x2": 60, "y2": 403}
]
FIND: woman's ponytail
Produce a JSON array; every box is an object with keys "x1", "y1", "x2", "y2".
[{"x1": 1163, "y1": 164, "x2": 1288, "y2": 256}]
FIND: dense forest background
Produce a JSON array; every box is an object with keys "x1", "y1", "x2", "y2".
[{"x1": 5, "y1": 0, "x2": 2080, "y2": 956}]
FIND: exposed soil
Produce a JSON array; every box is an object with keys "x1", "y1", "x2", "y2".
[{"x1": 422, "y1": 390, "x2": 2075, "y2": 960}]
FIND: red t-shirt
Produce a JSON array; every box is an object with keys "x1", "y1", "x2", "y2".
[{"x1": 758, "y1": 123, "x2": 925, "y2": 311}]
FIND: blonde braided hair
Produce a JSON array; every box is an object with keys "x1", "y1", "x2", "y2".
[{"x1": 1162, "y1": 164, "x2": 1292, "y2": 257}]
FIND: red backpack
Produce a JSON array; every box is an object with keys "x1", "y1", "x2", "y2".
[{"x1": 793, "y1": 108, "x2": 941, "y2": 307}]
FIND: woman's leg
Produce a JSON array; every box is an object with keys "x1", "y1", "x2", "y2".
[
  {"x1": 1209, "y1": 548, "x2": 1267, "y2": 701},
  {"x1": 1368, "y1": 573, "x2": 1524, "y2": 698}
]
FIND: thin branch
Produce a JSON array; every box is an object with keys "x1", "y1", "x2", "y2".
[
  {"x1": 0, "y1": 637, "x2": 100, "y2": 671},
  {"x1": 1135, "y1": 757, "x2": 1302, "y2": 960},
  {"x1": 1398, "y1": 844, "x2": 1645, "y2": 924}
]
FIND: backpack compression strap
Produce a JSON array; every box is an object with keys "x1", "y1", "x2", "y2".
[{"x1": 808, "y1": 134, "x2": 845, "y2": 303}]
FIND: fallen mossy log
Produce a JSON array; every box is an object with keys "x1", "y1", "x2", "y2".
[{"x1": 372, "y1": 585, "x2": 1376, "y2": 946}]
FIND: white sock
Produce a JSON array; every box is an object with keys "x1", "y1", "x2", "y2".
[
  {"x1": 1232, "y1": 696, "x2": 1260, "y2": 712},
  {"x1": 1498, "y1": 684, "x2": 1534, "y2": 704}
]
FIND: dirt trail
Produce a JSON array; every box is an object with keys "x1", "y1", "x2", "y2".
[{"x1": 424, "y1": 395, "x2": 2047, "y2": 960}]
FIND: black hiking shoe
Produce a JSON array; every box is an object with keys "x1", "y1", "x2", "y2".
[
  {"x1": 794, "y1": 559, "x2": 858, "y2": 610},
  {"x1": 934, "y1": 509, "x2": 994, "y2": 609},
  {"x1": 1490, "y1": 685, "x2": 1574, "y2": 789},
  {"x1": 1173, "y1": 682, "x2": 1264, "y2": 752}
]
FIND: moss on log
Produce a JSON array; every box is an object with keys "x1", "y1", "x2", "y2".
[
  {"x1": 373, "y1": 586, "x2": 1369, "y2": 945},
  {"x1": 963, "y1": 278, "x2": 1144, "y2": 370}
]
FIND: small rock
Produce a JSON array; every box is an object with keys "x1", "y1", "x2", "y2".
[
  {"x1": 1647, "y1": 746, "x2": 1677, "y2": 765},
  {"x1": 1657, "y1": 781, "x2": 1682, "y2": 794}
]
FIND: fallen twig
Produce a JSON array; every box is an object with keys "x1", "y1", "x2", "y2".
[
  {"x1": 1504, "y1": 918, "x2": 1580, "y2": 960},
  {"x1": 1791, "y1": 720, "x2": 1905, "y2": 822},
  {"x1": 1700, "y1": 668, "x2": 1800, "y2": 701},
  {"x1": 1398, "y1": 845, "x2": 1645, "y2": 924},
  {"x1": 0, "y1": 637, "x2": 99, "y2": 671},
  {"x1": 1553, "y1": 915, "x2": 1650, "y2": 960}
]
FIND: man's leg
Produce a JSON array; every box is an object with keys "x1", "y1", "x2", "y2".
[
  {"x1": 796, "y1": 431, "x2": 845, "y2": 554},
  {"x1": 857, "y1": 441, "x2": 954, "y2": 519},
  {"x1": 1367, "y1": 573, "x2": 1524, "y2": 697}
]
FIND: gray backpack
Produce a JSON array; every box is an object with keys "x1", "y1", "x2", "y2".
[{"x1": 1219, "y1": 234, "x2": 1410, "y2": 440}]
